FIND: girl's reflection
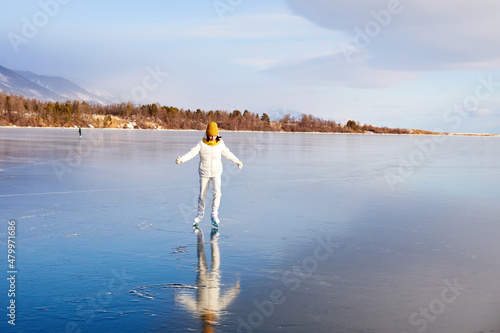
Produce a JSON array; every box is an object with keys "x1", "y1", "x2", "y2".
[{"x1": 175, "y1": 227, "x2": 240, "y2": 332}]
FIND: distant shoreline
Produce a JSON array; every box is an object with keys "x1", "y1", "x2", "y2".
[
  {"x1": 1, "y1": 125, "x2": 498, "y2": 137},
  {"x1": 2, "y1": 92, "x2": 498, "y2": 136},
  {"x1": 0, "y1": 93, "x2": 443, "y2": 136}
]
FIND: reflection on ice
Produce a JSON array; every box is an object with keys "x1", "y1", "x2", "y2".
[{"x1": 175, "y1": 227, "x2": 240, "y2": 332}]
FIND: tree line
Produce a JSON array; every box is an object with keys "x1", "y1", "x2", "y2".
[{"x1": 0, "y1": 92, "x2": 413, "y2": 134}]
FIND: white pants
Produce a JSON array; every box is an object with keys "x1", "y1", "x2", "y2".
[{"x1": 198, "y1": 176, "x2": 221, "y2": 214}]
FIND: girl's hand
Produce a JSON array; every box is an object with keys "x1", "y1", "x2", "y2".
[
  {"x1": 237, "y1": 161, "x2": 243, "y2": 169},
  {"x1": 176, "y1": 157, "x2": 183, "y2": 164}
]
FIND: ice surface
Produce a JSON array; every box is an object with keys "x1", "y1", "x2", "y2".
[{"x1": 1, "y1": 127, "x2": 500, "y2": 332}]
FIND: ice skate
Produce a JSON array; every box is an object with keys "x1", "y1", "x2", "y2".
[
  {"x1": 210, "y1": 228, "x2": 219, "y2": 242},
  {"x1": 193, "y1": 211, "x2": 204, "y2": 225},
  {"x1": 211, "y1": 212, "x2": 220, "y2": 228},
  {"x1": 193, "y1": 224, "x2": 202, "y2": 234}
]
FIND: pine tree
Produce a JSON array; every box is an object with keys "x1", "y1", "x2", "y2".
[{"x1": 261, "y1": 113, "x2": 270, "y2": 125}]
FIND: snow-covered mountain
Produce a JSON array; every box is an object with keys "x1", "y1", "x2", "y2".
[
  {"x1": 0, "y1": 65, "x2": 114, "y2": 105},
  {"x1": 0, "y1": 65, "x2": 63, "y2": 101},
  {"x1": 266, "y1": 108, "x2": 304, "y2": 121}
]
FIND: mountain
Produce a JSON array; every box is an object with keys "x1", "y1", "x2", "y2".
[
  {"x1": 0, "y1": 65, "x2": 113, "y2": 105},
  {"x1": 266, "y1": 108, "x2": 304, "y2": 121},
  {"x1": 0, "y1": 65, "x2": 63, "y2": 101},
  {"x1": 13, "y1": 70, "x2": 113, "y2": 105}
]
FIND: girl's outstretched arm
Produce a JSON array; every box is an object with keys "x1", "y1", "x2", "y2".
[
  {"x1": 176, "y1": 142, "x2": 202, "y2": 164},
  {"x1": 221, "y1": 143, "x2": 243, "y2": 169}
]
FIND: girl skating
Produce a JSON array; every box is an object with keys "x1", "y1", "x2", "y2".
[{"x1": 176, "y1": 122, "x2": 243, "y2": 227}]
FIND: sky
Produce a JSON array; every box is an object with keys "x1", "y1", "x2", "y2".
[{"x1": 1, "y1": 0, "x2": 500, "y2": 133}]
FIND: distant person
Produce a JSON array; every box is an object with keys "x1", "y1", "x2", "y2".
[
  {"x1": 176, "y1": 122, "x2": 243, "y2": 227},
  {"x1": 78, "y1": 127, "x2": 82, "y2": 137}
]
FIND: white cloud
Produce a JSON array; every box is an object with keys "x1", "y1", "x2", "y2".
[
  {"x1": 232, "y1": 58, "x2": 282, "y2": 70},
  {"x1": 472, "y1": 108, "x2": 493, "y2": 116},
  {"x1": 187, "y1": 13, "x2": 327, "y2": 40},
  {"x1": 264, "y1": 51, "x2": 420, "y2": 88},
  {"x1": 286, "y1": 0, "x2": 500, "y2": 72}
]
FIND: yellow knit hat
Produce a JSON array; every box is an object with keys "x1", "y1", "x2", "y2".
[{"x1": 206, "y1": 122, "x2": 219, "y2": 136}]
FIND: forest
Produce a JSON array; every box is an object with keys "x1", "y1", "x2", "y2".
[{"x1": 0, "y1": 92, "x2": 421, "y2": 134}]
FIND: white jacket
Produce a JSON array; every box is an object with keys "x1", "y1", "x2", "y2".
[{"x1": 179, "y1": 139, "x2": 241, "y2": 178}]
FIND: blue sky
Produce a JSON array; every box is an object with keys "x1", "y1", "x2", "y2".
[{"x1": 1, "y1": 0, "x2": 500, "y2": 133}]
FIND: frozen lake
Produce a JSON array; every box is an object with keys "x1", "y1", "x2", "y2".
[{"x1": 1, "y1": 127, "x2": 500, "y2": 333}]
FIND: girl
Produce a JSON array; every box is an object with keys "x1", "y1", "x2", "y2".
[{"x1": 176, "y1": 122, "x2": 243, "y2": 227}]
